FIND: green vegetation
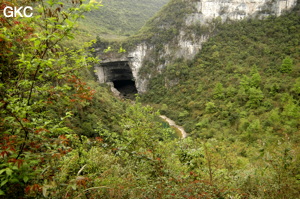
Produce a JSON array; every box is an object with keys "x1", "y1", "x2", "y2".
[
  {"x1": 0, "y1": 0, "x2": 173, "y2": 198},
  {"x1": 75, "y1": 0, "x2": 169, "y2": 44},
  {"x1": 143, "y1": 11, "x2": 300, "y2": 136},
  {"x1": 121, "y1": 0, "x2": 194, "y2": 49},
  {"x1": 140, "y1": 6, "x2": 300, "y2": 198},
  {"x1": 1, "y1": 0, "x2": 300, "y2": 198}
]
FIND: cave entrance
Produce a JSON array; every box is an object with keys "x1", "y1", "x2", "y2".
[
  {"x1": 101, "y1": 61, "x2": 138, "y2": 99},
  {"x1": 113, "y1": 80, "x2": 138, "y2": 99}
]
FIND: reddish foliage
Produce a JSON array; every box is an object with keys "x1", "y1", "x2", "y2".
[
  {"x1": 0, "y1": 135, "x2": 18, "y2": 157},
  {"x1": 28, "y1": 141, "x2": 41, "y2": 149},
  {"x1": 66, "y1": 75, "x2": 96, "y2": 102},
  {"x1": 25, "y1": 184, "x2": 42, "y2": 194},
  {"x1": 76, "y1": 176, "x2": 89, "y2": 188},
  {"x1": 95, "y1": 137, "x2": 103, "y2": 142},
  {"x1": 58, "y1": 134, "x2": 70, "y2": 145},
  {"x1": 34, "y1": 128, "x2": 50, "y2": 134},
  {"x1": 8, "y1": 158, "x2": 24, "y2": 168},
  {"x1": 58, "y1": 148, "x2": 68, "y2": 155},
  {"x1": 0, "y1": 150, "x2": 9, "y2": 158},
  {"x1": 24, "y1": 185, "x2": 31, "y2": 194},
  {"x1": 22, "y1": 118, "x2": 30, "y2": 123}
]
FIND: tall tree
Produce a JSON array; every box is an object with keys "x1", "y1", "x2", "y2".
[
  {"x1": 280, "y1": 56, "x2": 293, "y2": 73},
  {"x1": 0, "y1": 0, "x2": 99, "y2": 197}
]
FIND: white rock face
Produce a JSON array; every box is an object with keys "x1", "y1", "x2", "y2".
[
  {"x1": 186, "y1": 0, "x2": 297, "y2": 26},
  {"x1": 128, "y1": 43, "x2": 150, "y2": 93},
  {"x1": 95, "y1": 65, "x2": 105, "y2": 83},
  {"x1": 177, "y1": 31, "x2": 209, "y2": 59},
  {"x1": 182, "y1": 0, "x2": 297, "y2": 60}
]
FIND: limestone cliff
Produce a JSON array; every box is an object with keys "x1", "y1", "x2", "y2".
[{"x1": 186, "y1": 0, "x2": 297, "y2": 25}]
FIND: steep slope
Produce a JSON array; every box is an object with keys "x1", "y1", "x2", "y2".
[
  {"x1": 90, "y1": 7, "x2": 300, "y2": 197},
  {"x1": 77, "y1": 0, "x2": 169, "y2": 41},
  {"x1": 143, "y1": 11, "x2": 300, "y2": 140},
  {"x1": 93, "y1": 0, "x2": 297, "y2": 93}
]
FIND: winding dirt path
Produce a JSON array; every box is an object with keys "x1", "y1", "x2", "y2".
[{"x1": 159, "y1": 115, "x2": 187, "y2": 138}]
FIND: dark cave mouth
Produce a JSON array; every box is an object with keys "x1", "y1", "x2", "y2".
[
  {"x1": 100, "y1": 60, "x2": 138, "y2": 99},
  {"x1": 113, "y1": 79, "x2": 138, "y2": 99}
]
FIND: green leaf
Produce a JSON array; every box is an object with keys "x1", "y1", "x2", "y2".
[
  {"x1": 0, "y1": 189, "x2": 5, "y2": 195},
  {"x1": 5, "y1": 168, "x2": 13, "y2": 176},
  {"x1": 1, "y1": 179, "x2": 8, "y2": 187},
  {"x1": 0, "y1": 169, "x2": 6, "y2": 175},
  {"x1": 9, "y1": 178, "x2": 19, "y2": 184},
  {"x1": 71, "y1": 184, "x2": 77, "y2": 190},
  {"x1": 34, "y1": 39, "x2": 41, "y2": 47},
  {"x1": 23, "y1": 176, "x2": 29, "y2": 183}
]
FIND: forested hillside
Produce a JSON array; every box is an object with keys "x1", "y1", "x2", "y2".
[
  {"x1": 77, "y1": 0, "x2": 169, "y2": 42},
  {"x1": 1, "y1": 0, "x2": 300, "y2": 198},
  {"x1": 140, "y1": 5, "x2": 300, "y2": 198},
  {"x1": 142, "y1": 9, "x2": 300, "y2": 140}
]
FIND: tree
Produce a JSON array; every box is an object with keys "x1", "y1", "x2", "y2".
[
  {"x1": 250, "y1": 72, "x2": 261, "y2": 88},
  {"x1": 240, "y1": 75, "x2": 251, "y2": 91},
  {"x1": 205, "y1": 102, "x2": 217, "y2": 113},
  {"x1": 213, "y1": 82, "x2": 225, "y2": 99},
  {"x1": 291, "y1": 78, "x2": 300, "y2": 96},
  {"x1": 246, "y1": 87, "x2": 264, "y2": 108},
  {"x1": 0, "y1": 0, "x2": 100, "y2": 197},
  {"x1": 280, "y1": 56, "x2": 293, "y2": 73}
]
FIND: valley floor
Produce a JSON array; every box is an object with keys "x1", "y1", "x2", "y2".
[{"x1": 160, "y1": 115, "x2": 188, "y2": 138}]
